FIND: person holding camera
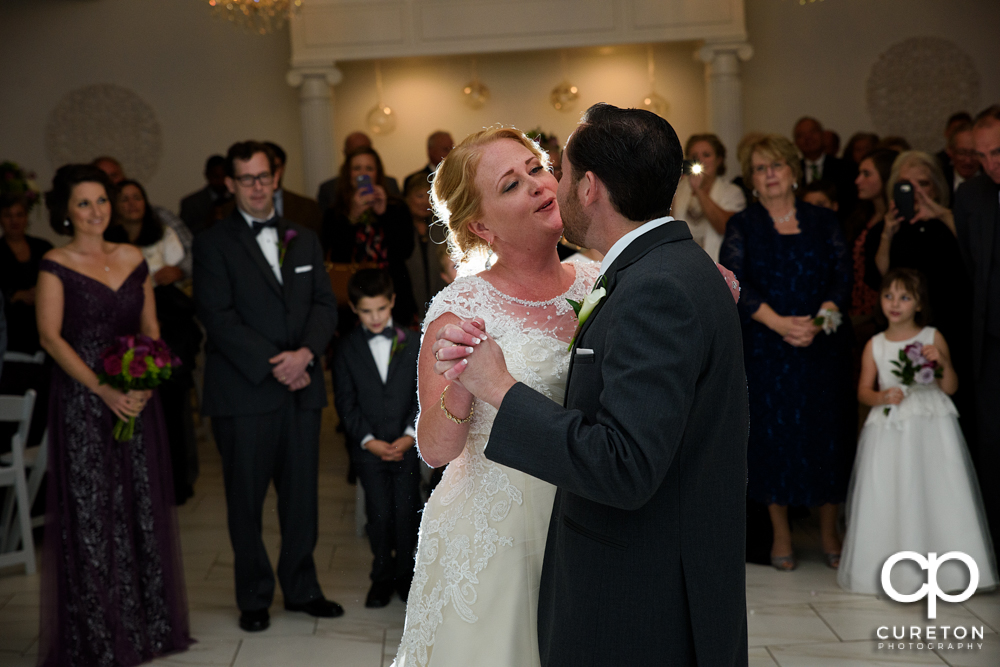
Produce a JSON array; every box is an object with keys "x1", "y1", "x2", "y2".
[
  {"x1": 322, "y1": 146, "x2": 416, "y2": 328},
  {"x1": 670, "y1": 133, "x2": 746, "y2": 262}
]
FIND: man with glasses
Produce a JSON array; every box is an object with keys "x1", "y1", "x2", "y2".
[{"x1": 193, "y1": 141, "x2": 341, "y2": 632}]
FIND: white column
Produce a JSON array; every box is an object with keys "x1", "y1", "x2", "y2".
[
  {"x1": 696, "y1": 42, "x2": 753, "y2": 178},
  {"x1": 286, "y1": 66, "x2": 343, "y2": 199}
]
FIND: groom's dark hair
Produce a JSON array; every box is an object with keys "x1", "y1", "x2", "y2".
[{"x1": 565, "y1": 103, "x2": 683, "y2": 223}]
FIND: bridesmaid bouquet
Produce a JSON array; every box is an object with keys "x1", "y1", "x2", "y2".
[
  {"x1": 97, "y1": 335, "x2": 181, "y2": 441},
  {"x1": 883, "y1": 342, "x2": 943, "y2": 416}
]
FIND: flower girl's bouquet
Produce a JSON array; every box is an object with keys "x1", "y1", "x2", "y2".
[
  {"x1": 883, "y1": 341, "x2": 943, "y2": 415},
  {"x1": 97, "y1": 335, "x2": 181, "y2": 441}
]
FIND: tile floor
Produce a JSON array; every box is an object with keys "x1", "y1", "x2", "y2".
[{"x1": 1, "y1": 394, "x2": 998, "y2": 666}]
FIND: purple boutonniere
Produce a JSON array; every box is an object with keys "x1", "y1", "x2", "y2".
[
  {"x1": 278, "y1": 229, "x2": 298, "y2": 266},
  {"x1": 390, "y1": 327, "x2": 408, "y2": 360}
]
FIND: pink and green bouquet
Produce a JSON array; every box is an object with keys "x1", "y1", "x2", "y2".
[
  {"x1": 883, "y1": 341, "x2": 943, "y2": 415},
  {"x1": 97, "y1": 335, "x2": 181, "y2": 441}
]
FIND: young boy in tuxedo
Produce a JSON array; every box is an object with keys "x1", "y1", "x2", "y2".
[{"x1": 333, "y1": 269, "x2": 421, "y2": 608}]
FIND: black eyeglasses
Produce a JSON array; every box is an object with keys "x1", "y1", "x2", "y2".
[{"x1": 233, "y1": 172, "x2": 274, "y2": 187}]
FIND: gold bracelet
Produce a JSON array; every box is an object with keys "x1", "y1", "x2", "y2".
[{"x1": 440, "y1": 385, "x2": 474, "y2": 424}]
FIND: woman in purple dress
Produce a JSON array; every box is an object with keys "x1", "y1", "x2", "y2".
[{"x1": 35, "y1": 165, "x2": 192, "y2": 666}]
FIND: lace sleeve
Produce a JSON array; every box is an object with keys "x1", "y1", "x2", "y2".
[
  {"x1": 422, "y1": 277, "x2": 488, "y2": 331},
  {"x1": 568, "y1": 259, "x2": 602, "y2": 295}
]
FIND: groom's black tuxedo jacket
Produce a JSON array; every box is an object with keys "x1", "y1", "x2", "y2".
[
  {"x1": 193, "y1": 210, "x2": 337, "y2": 416},
  {"x1": 488, "y1": 221, "x2": 750, "y2": 667}
]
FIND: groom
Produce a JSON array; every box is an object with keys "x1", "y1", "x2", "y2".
[{"x1": 437, "y1": 104, "x2": 749, "y2": 665}]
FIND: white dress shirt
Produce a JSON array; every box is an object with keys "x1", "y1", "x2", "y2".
[
  {"x1": 803, "y1": 157, "x2": 824, "y2": 184},
  {"x1": 359, "y1": 318, "x2": 417, "y2": 449},
  {"x1": 141, "y1": 226, "x2": 185, "y2": 279},
  {"x1": 599, "y1": 215, "x2": 674, "y2": 278},
  {"x1": 239, "y1": 207, "x2": 283, "y2": 284}
]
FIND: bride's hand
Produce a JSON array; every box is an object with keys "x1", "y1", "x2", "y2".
[{"x1": 432, "y1": 318, "x2": 488, "y2": 376}]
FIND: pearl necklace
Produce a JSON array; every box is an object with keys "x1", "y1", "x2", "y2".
[{"x1": 772, "y1": 208, "x2": 795, "y2": 225}]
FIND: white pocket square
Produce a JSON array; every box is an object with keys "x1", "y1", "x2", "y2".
[
  {"x1": 294, "y1": 265, "x2": 313, "y2": 274},
  {"x1": 575, "y1": 348, "x2": 594, "y2": 356}
]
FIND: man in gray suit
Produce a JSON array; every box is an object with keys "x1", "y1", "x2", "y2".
[
  {"x1": 435, "y1": 104, "x2": 749, "y2": 666},
  {"x1": 955, "y1": 103, "x2": 1000, "y2": 559}
]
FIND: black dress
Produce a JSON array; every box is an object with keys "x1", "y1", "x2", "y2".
[
  {"x1": 0, "y1": 235, "x2": 53, "y2": 353},
  {"x1": 721, "y1": 201, "x2": 853, "y2": 507},
  {"x1": 0, "y1": 235, "x2": 54, "y2": 451}
]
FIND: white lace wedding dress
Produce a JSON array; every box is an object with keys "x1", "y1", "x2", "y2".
[{"x1": 393, "y1": 261, "x2": 599, "y2": 667}]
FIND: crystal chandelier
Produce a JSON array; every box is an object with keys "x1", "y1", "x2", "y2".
[{"x1": 208, "y1": 0, "x2": 303, "y2": 35}]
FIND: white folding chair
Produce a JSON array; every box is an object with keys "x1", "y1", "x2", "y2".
[
  {"x1": 0, "y1": 390, "x2": 37, "y2": 574},
  {"x1": 1, "y1": 350, "x2": 49, "y2": 548}
]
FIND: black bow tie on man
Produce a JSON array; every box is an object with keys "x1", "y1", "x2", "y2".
[
  {"x1": 364, "y1": 328, "x2": 395, "y2": 341},
  {"x1": 252, "y1": 217, "x2": 279, "y2": 236}
]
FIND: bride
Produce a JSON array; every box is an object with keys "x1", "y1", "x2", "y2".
[{"x1": 392, "y1": 127, "x2": 599, "y2": 666}]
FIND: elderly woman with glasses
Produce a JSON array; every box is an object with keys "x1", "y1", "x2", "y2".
[{"x1": 720, "y1": 135, "x2": 853, "y2": 572}]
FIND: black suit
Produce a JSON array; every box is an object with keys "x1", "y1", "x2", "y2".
[
  {"x1": 487, "y1": 221, "x2": 749, "y2": 666},
  {"x1": 955, "y1": 173, "x2": 1000, "y2": 555},
  {"x1": 193, "y1": 210, "x2": 337, "y2": 612},
  {"x1": 802, "y1": 154, "x2": 856, "y2": 219},
  {"x1": 279, "y1": 189, "x2": 323, "y2": 236},
  {"x1": 180, "y1": 185, "x2": 232, "y2": 236},
  {"x1": 333, "y1": 325, "x2": 421, "y2": 585}
]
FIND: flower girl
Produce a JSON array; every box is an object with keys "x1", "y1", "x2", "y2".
[{"x1": 838, "y1": 268, "x2": 997, "y2": 595}]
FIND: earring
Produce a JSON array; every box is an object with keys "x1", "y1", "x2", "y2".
[
  {"x1": 751, "y1": 189, "x2": 759, "y2": 199},
  {"x1": 485, "y1": 242, "x2": 494, "y2": 270},
  {"x1": 792, "y1": 182, "x2": 799, "y2": 191},
  {"x1": 63, "y1": 219, "x2": 71, "y2": 227}
]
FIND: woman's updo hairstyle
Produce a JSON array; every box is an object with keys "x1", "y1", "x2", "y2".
[
  {"x1": 430, "y1": 127, "x2": 548, "y2": 264},
  {"x1": 46, "y1": 164, "x2": 115, "y2": 236}
]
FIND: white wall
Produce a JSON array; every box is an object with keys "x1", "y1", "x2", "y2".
[
  {"x1": 329, "y1": 43, "x2": 706, "y2": 187},
  {"x1": 742, "y1": 0, "x2": 1000, "y2": 150},
  {"x1": 0, "y1": 0, "x2": 301, "y2": 245},
  {"x1": 2, "y1": 0, "x2": 997, "y2": 247}
]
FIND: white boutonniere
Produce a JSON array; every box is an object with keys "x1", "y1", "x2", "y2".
[
  {"x1": 566, "y1": 276, "x2": 608, "y2": 351},
  {"x1": 813, "y1": 307, "x2": 842, "y2": 335}
]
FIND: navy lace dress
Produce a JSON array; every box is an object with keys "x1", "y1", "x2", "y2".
[
  {"x1": 37, "y1": 260, "x2": 192, "y2": 667},
  {"x1": 720, "y1": 201, "x2": 853, "y2": 506}
]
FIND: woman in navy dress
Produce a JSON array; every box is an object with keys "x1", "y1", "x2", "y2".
[
  {"x1": 721, "y1": 136, "x2": 852, "y2": 572},
  {"x1": 35, "y1": 165, "x2": 192, "y2": 666}
]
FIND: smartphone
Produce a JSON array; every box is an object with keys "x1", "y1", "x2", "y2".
[
  {"x1": 355, "y1": 174, "x2": 374, "y2": 195},
  {"x1": 893, "y1": 181, "x2": 915, "y2": 223}
]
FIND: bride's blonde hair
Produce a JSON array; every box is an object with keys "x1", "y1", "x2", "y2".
[{"x1": 430, "y1": 127, "x2": 550, "y2": 265}]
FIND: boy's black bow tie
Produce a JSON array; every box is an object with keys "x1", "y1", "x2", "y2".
[{"x1": 364, "y1": 328, "x2": 395, "y2": 341}]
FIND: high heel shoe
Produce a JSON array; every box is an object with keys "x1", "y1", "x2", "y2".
[
  {"x1": 770, "y1": 553, "x2": 797, "y2": 572},
  {"x1": 825, "y1": 552, "x2": 841, "y2": 569}
]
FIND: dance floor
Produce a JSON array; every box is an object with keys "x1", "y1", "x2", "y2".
[{"x1": 1, "y1": 375, "x2": 997, "y2": 666}]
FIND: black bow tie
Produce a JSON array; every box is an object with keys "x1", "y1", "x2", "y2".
[
  {"x1": 364, "y1": 327, "x2": 395, "y2": 341},
  {"x1": 252, "y1": 217, "x2": 278, "y2": 236}
]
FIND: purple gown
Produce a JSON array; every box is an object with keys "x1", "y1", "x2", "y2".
[{"x1": 37, "y1": 260, "x2": 192, "y2": 667}]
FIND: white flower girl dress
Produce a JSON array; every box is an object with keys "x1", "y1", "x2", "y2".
[{"x1": 839, "y1": 326, "x2": 997, "y2": 595}]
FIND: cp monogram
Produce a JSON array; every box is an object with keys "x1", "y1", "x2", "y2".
[{"x1": 881, "y1": 551, "x2": 979, "y2": 619}]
